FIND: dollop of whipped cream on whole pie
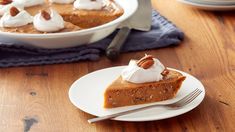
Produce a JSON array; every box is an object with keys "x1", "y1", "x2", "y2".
[
  {"x1": 49, "y1": 0, "x2": 74, "y2": 4},
  {"x1": 73, "y1": 0, "x2": 104, "y2": 10},
  {"x1": 0, "y1": 0, "x2": 24, "y2": 16},
  {"x1": 0, "y1": 7, "x2": 33, "y2": 27},
  {"x1": 121, "y1": 55, "x2": 166, "y2": 84},
  {"x1": 33, "y1": 9, "x2": 64, "y2": 32},
  {"x1": 14, "y1": 0, "x2": 44, "y2": 8}
]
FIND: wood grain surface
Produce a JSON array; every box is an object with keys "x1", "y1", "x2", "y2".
[{"x1": 0, "y1": 0, "x2": 235, "y2": 131}]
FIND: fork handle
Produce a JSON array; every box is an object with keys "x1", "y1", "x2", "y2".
[{"x1": 88, "y1": 104, "x2": 164, "y2": 123}]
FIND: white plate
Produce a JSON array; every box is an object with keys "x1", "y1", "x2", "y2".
[
  {"x1": 177, "y1": 0, "x2": 235, "y2": 10},
  {"x1": 69, "y1": 66, "x2": 205, "y2": 122},
  {"x1": 188, "y1": 0, "x2": 235, "y2": 5},
  {"x1": 0, "y1": 0, "x2": 138, "y2": 49}
]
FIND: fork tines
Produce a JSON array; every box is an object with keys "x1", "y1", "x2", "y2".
[{"x1": 174, "y1": 88, "x2": 202, "y2": 107}]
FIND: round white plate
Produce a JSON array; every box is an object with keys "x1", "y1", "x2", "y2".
[
  {"x1": 177, "y1": 0, "x2": 235, "y2": 10},
  {"x1": 69, "y1": 66, "x2": 205, "y2": 122},
  {"x1": 187, "y1": 0, "x2": 235, "y2": 5}
]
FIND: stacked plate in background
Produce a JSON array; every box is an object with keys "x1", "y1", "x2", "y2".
[{"x1": 177, "y1": 0, "x2": 235, "y2": 10}]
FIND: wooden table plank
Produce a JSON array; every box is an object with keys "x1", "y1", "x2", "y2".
[
  {"x1": 0, "y1": 0, "x2": 235, "y2": 131},
  {"x1": 153, "y1": 1, "x2": 235, "y2": 131}
]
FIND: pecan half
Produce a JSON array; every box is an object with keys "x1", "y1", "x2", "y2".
[
  {"x1": 41, "y1": 10, "x2": 51, "y2": 20},
  {"x1": 161, "y1": 69, "x2": 169, "y2": 76},
  {"x1": 10, "y1": 7, "x2": 19, "y2": 17},
  {"x1": 0, "y1": 0, "x2": 12, "y2": 5},
  {"x1": 137, "y1": 55, "x2": 154, "y2": 69}
]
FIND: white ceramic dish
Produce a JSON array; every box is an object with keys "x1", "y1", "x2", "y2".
[
  {"x1": 0, "y1": 0, "x2": 138, "y2": 49},
  {"x1": 178, "y1": 0, "x2": 235, "y2": 10},
  {"x1": 69, "y1": 66, "x2": 205, "y2": 122}
]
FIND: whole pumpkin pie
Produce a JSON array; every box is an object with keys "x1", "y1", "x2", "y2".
[{"x1": 104, "y1": 55, "x2": 186, "y2": 108}]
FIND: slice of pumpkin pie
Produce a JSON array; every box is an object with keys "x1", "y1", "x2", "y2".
[{"x1": 104, "y1": 55, "x2": 186, "y2": 108}]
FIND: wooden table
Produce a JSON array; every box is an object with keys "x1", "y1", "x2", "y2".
[{"x1": 0, "y1": 0, "x2": 235, "y2": 131}]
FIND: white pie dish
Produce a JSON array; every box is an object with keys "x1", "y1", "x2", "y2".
[
  {"x1": 177, "y1": 0, "x2": 235, "y2": 10},
  {"x1": 0, "y1": 0, "x2": 138, "y2": 49}
]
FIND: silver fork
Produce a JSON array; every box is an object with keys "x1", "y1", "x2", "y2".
[{"x1": 88, "y1": 88, "x2": 202, "y2": 123}]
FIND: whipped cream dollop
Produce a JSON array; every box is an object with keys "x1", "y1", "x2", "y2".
[
  {"x1": 49, "y1": 0, "x2": 74, "y2": 4},
  {"x1": 74, "y1": 0, "x2": 104, "y2": 10},
  {"x1": 0, "y1": 9, "x2": 33, "y2": 27},
  {"x1": 14, "y1": 0, "x2": 44, "y2": 7},
  {"x1": 0, "y1": 2, "x2": 24, "y2": 16},
  {"x1": 121, "y1": 58, "x2": 165, "y2": 84},
  {"x1": 33, "y1": 9, "x2": 64, "y2": 32}
]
